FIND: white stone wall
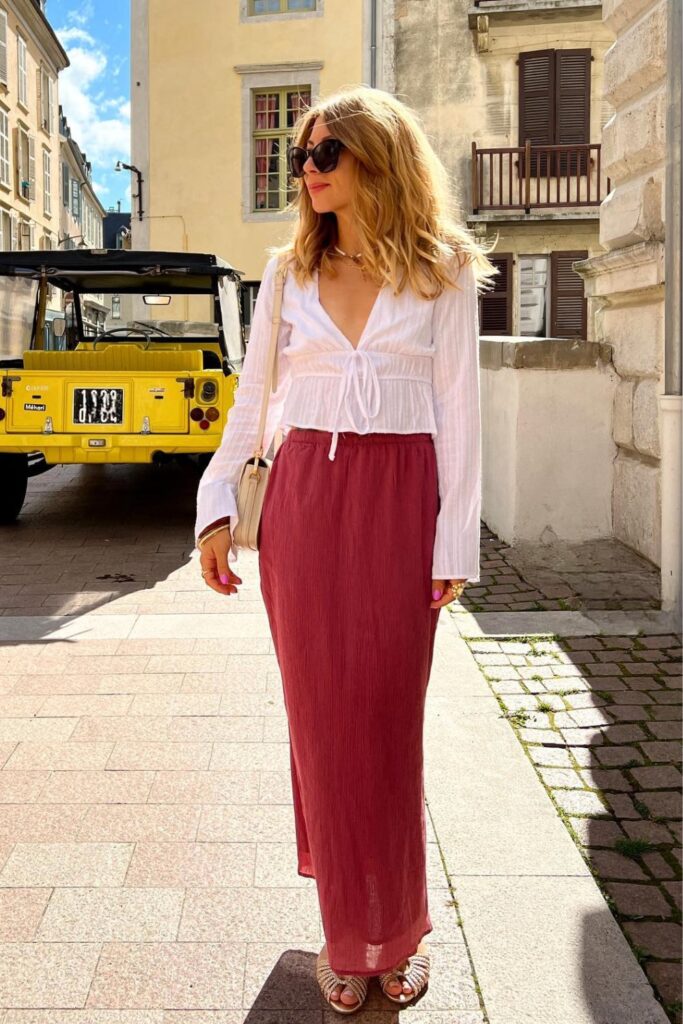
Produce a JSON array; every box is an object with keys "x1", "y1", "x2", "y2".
[{"x1": 576, "y1": 0, "x2": 668, "y2": 567}]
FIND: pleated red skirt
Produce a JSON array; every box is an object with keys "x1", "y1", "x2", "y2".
[{"x1": 257, "y1": 427, "x2": 442, "y2": 976}]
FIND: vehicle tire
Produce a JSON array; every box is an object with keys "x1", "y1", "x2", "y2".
[{"x1": 0, "y1": 453, "x2": 29, "y2": 523}]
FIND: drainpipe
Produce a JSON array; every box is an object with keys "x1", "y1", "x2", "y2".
[
  {"x1": 659, "y1": 0, "x2": 682, "y2": 624},
  {"x1": 370, "y1": 0, "x2": 377, "y2": 87}
]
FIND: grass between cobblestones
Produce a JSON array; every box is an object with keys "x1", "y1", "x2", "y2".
[{"x1": 463, "y1": 631, "x2": 682, "y2": 1024}]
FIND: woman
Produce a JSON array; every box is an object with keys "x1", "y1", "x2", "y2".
[{"x1": 195, "y1": 85, "x2": 497, "y2": 1014}]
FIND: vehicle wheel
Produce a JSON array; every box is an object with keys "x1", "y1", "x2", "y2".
[{"x1": 0, "y1": 453, "x2": 29, "y2": 523}]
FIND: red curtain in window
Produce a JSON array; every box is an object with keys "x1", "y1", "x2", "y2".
[{"x1": 255, "y1": 93, "x2": 278, "y2": 209}]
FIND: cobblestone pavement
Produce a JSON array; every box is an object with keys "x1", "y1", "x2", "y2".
[
  {"x1": 458, "y1": 524, "x2": 661, "y2": 615},
  {"x1": 465, "y1": 632, "x2": 683, "y2": 1022}
]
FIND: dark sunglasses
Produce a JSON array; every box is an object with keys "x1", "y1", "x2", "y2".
[{"x1": 287, "y1": 137, "x2": 346, "y2": 178}]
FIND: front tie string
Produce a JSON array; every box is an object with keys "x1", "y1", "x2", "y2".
[{"x1": 327, "y1": 349, "x2": 382, "y2": 461}]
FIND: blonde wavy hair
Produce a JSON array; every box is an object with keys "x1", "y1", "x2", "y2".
[{"x1": 267, "y1": 84, "x2": 499, "y2": 301}]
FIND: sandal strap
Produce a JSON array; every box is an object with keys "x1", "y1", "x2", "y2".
[
  {"x1": 379, "y1": 951, "x2": 431, "y2": 994},
  {"x1": 316, "y1": 956, "x2": 369, "y2": 1004}
]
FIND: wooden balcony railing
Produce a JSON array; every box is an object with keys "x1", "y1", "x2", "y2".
[{"x1": 471, "y1": 141, "x2": 611, "y2": 213}]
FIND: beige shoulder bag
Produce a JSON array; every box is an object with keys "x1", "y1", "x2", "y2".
[{"x1": 230, "y1": 254, "x2": 289, "y2": 552}]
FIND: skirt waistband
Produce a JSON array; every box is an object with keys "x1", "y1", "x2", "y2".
[{"x1": 286, "y1": 427, "x2": 434, "y2": 446}]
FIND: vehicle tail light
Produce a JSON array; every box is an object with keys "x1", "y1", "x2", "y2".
[
  {"x1": 190, "y1": 407, "x2": 204, "y2": 422},
  {"x1": 205, "y1": 406, "x2": 220, "y2": 422},
  {"x1": 0, "y1": 408, "x2": 5, "y2": 421},
  {"x1": 199, "y1": 419, "x2": 210, "y2": 430}
]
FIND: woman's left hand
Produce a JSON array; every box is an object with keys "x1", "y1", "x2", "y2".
[{"x1": 430, "y1": 578, "x2": 466, "y2": 609}]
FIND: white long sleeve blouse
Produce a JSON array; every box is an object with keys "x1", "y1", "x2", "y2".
[{"x1": 195, "y1": 251, "x2": 482, "y2": 582}]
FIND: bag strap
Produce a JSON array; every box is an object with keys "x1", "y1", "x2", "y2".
[{"x1": 251, "y1": 253, "x2": 288, "y2": 461}]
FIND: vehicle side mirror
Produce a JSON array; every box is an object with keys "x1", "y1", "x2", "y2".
[{"x1": 52, "y1": 317, "x2": 66, "y2": 338}]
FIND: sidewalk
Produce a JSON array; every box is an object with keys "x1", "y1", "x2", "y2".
[
  {"x1": 0, "y1": 545, "x2": 676, "y2": 1021},
  {"x1": 0, "y1": 462, "x2": 679, "y2": 1021}
]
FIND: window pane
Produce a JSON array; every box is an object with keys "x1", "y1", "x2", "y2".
[
  {"x1": 286, "y1": 89, "x2": 311, "y2": 127},
  {"x1": 254, "y1": 91, "x2": 279, "y2": 131},
  {"x1": 254, "y1": 136, "x2": 281, "y2": 209},
  {"x1": 519, "y1": 255, "x2": 549, "y2": 337},
  {"x1": 252, "y1": 0, "x2": 281, "y2": 13},
  {"x1": 287, "y1": 0, "x2": 316, "y2": 9}
]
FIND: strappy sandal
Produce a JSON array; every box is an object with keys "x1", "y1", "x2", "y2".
[
  {"x1": 378, "y1": 940, "x2": 430, "y2": 1004},
  {"x1": 316, "y1": 944, "x2": 369, "y2": 1015}
]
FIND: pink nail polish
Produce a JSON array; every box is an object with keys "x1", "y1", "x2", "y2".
[
  {"x1": 219, "y1": 574, "x2": 229, "y2": 584},
  {"x1": 432, "y1": 589, "x2": 442, "y2": 600}
]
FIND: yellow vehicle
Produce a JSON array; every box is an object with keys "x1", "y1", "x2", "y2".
[{"x1": 0, "y1": 248, "x2": 246, "y2": 522}]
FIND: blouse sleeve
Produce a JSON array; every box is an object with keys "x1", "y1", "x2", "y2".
[
  {"x1": 430, "y1": 256, "x2": 482, "y2": 583},
  {"x1": 194, "y1": 253, "x2": 292, "y2": 559}
]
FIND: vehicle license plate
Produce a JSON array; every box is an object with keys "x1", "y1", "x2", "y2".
[{"x1": 73, "y1": 387, "x2": 124, "y2": 425}]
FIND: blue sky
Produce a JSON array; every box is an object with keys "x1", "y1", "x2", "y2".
[{"x1": 46, "y1": 0, "x2": 131, "y2": 213}]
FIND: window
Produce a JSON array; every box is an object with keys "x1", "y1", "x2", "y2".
[
  {"x1": 48, "y1": 75, "x2": 55, "y2": 133},
  {"x1": 550, "y1": 250, "x2": 587, "y2": 339},
  {"x1": 17, "y1": 35, "x2": 27, "y2": 107},
  {"x1": 62, "y1": 161, "x2": 70, "y2": 206},
  {"x1": 252, "y1": 86, "x2": 310, "y2": 212},
  {"x1": 17, "y1": 216, "x2": 30, "y2": 250},
  {"x1": 0, "y1": 108, "x2": 9, "y2": 187},
  {"x1": 0, "y1": 10, "x2": 7, "y2": 86},
  {"x1": 518, "y1": 49, "x2": 591, "y2": 177},
  {"x1": 111, "y1": 295, "x2": 121, "y2": 319},
  {"x1": 38, "y1": 66, "x2": 55, "y2": 133},
  {"x1": 248, "y1": 0, "x2": 316, "y2": 12},
  {"x1": 0, "y1": 207, "x2": 10, "y2": 249},
  {"x1": 43, "y1": 147, "x2": 51, "y2": 215},
  {"x1": 480, "y1": 251, "x2": 588, "y2": 338},
  {"x1": 239, "y1": 281, "x2": 260, "y2": 336},
  {"x1": 15, "y1": 125, "x2": 35, "y2": 200},
  {"x1": 479, "y1": 254, "x2": 512, "y2": 335},
  {"x1": 519, "y1": 256, "x2": 549, "y2": 336},
  {"x1": 71, "y1": 177, "x2": 80, "y2": 220}
]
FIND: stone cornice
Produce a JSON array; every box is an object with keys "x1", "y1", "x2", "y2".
[{"x1": 234, "y1": 60, "x2": 324, "y2": 76}]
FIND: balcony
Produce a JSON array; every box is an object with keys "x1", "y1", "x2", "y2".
[
  {"x1": 470, "y1": 0, "x2": 602, "y2": 14},
  {"x1": 471, "y1": 141, "x2": 611, "y2": 218}
]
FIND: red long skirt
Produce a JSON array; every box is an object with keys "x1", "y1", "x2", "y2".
[{"x1": 257, "y1": 427, "x2": 442, "y2": 976}]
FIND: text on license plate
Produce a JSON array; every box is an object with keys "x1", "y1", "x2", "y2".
[{"x1": 73, "y1": 387, "x2": 124, "y2": 425}]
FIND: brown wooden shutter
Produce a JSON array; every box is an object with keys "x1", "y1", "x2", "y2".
[
  {"x1": 480, "y1": 254, "x2": 512, "y2": 335},
  {"x1": 555, "y1": 49, "x2": 591, "y2": 175},
  {"x1": 519, "y1": 48, "x2": 591, "y2": 177},
  {"x1": 550, "y1": 251, "x2": 587, "y2": 339},
  {"x1": 518, "y1": 50, "x2": 554, "y2": 177}
]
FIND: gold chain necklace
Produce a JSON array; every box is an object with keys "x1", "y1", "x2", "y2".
[
  {"x1": 332, "y1": 243, "x2": 367, "y2": 277},
  {"x1": 333, "y1": 244, "x2": 364, "y2": 266}
]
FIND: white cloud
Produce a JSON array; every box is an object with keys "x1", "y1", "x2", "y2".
[
  {"x1": 55, "y1": 18, "x2": 130, "y2": 176},
  {"x1": 65, "y1": 2, "x2": 95, "y2": 27},
  {"x1": 92, "y1": 180, "x2": 110, "y2": 194},
  {"x1": 57, "y1": 26, "x2": 96, "y2": 47}
]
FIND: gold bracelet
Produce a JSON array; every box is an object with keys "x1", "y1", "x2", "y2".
[{"x1": 197, "y1": 524, "x2": 230, "y2": 549}]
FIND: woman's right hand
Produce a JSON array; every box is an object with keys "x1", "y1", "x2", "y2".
[{"x1": 199, "y1": 528, "x2": 243, "y2": 596}]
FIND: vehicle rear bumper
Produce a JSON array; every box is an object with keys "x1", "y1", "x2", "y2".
[{"x1": 0, "y1": 433, "x2": 219, "y2": 464}]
